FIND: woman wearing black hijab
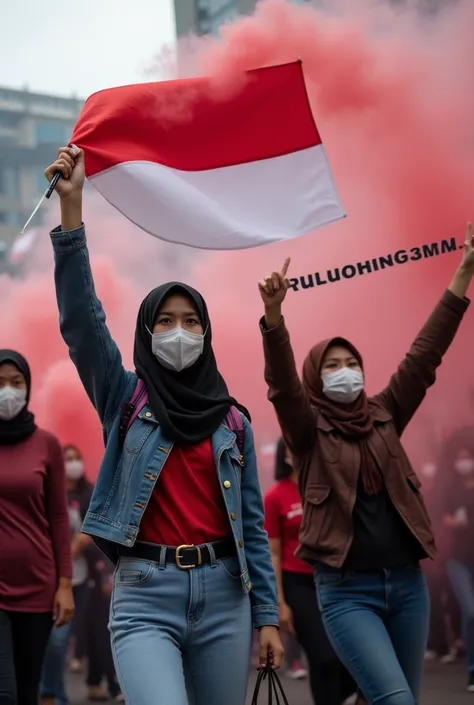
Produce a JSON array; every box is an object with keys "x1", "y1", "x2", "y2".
[
  {"x1": 0, "y1": 350, "x2": 73, "y2": 705},
  {"x1": 133, "y1": 280, "x2": 243, "y2": 444},
  {"x1": 45, "y1": 147, "x2": 282, "y2": 705}
]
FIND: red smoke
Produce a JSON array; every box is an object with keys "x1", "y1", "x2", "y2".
[
  {"x1": 1, "y1": 0, "x2": 473, "y2": 485},
  {"x1": 0, "y1": 197, "x2": 200, "y2": 475}
]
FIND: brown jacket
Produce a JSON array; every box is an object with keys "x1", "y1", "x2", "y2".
[{"x1": 262, "y1": 290, "x2": 469, "y2": 567}]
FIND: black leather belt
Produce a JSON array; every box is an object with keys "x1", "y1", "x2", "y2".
[{"x1": 118, "y1": 538, "x2": 236, "y2": 570}]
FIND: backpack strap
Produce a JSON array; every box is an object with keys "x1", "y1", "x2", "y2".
[
  {"x1": 225, "y1": 406, "x2": 245, "y2": 460},
  {"x1": 119, "y1": 386, "x2": 245, "y2": 458},
  {"x1": 119, "y1": 379, "x2": 148, "y2": 447}
]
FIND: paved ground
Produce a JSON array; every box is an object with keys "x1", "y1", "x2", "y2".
[{"x1": 67, "y1": 661, "x2": 474, "y2": 704}]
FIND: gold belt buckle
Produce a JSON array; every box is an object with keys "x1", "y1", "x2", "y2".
[{"x1": 176, "y1": 544, "x2": 202, "y2": 570}]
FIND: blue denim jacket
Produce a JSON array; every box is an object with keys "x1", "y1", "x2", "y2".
[{"x1": 50, "y1": 224, "x2": 278, "y2": 629}]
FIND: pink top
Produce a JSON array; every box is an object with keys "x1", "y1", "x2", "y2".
[{"x1": 0, "y1": 428, "x2": 72, "y2": 612}]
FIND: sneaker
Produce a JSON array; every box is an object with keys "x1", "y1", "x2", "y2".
[
  {"x1": 287, "y1": 659, "x2": 307, "y2": 680},
  {"x1": 467, "y1": 674, "x2": 474, "y2": 692}
]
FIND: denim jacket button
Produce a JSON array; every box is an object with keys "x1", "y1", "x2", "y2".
[
  {"x1": 145, "y1": 412, "x2": 152, "y2": 417},
  {"x1": 238, "y1": 539, "x2": 244, "y2": 547},
  {"x1": 223, "y1": 480, "x2": 231, "y2": 489},
  {"x1": 230, "y1": 513, "x2": 237, "y2": 520}
]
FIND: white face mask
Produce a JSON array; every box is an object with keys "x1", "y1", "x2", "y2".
[
  {"x1": 150, "y1": 327, "x2": 205, "y2": 372},
  {"x1": 322, "y1": 368, "x2": 364, "y2": 404},
  {"x1": 65, "y1": 459, "x2": 84, "y2": 480},
  {"x1": 0, "y1": 386, "x2": 27, "y2": 420},
  {"x1": 455, "y1": 458, "x2": 474, "y2": 476}
]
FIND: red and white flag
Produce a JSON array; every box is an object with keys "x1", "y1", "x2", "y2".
[{"x1": 72, "y1": 62, "x2": 344, "y2": 250}]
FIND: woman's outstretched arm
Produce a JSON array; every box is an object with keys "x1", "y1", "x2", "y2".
[
  {"x1": 259, "y1": 258, "x2": 315, "y2": 456},
  {"x1": 374, "y1": 223, "x2": 473, "y2": 435},
  {"x1": 46, "y1": 146, "x2": 132, "y2": 426}
]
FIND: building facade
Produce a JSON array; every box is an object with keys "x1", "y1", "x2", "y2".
[
  {"x1": 0, "y1": 87, "x2": 82, "y2": 252},
  {"x1": 174, "y1": 0, "x2": 310, "y2": 37}
]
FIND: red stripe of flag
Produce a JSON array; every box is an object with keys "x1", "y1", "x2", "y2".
[{"x1": 71, "y1": 62, "x2": 322, "y2": 176}]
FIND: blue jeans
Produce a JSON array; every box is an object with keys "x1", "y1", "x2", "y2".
[
  {"x1": 110, "y1": 551, "x2": 253, "y2": 705},
  {"x1": 315, "y1": 564, "x2": 430, "y2": 705},
  {"x1": 447, "y1": 559, "x2": 474, "y2": 674},
  {"x1": 40, "y1": 582, "x2": 89, "y2": 703}
]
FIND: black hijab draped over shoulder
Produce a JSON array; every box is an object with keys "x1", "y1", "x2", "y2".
[
  {"x1": 133, "y1": 282, "x2": 249, "y2": 445},
  {"x1": 0, "y1": 350, "x2": 37, "y2": 445}
]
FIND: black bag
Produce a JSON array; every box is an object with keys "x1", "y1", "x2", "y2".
[{"x1": 250, "y1": 666, "x2": 290, "y2": 705}]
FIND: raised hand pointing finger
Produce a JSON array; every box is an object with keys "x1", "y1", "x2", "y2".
[
  {"x1": 465, "y1": 222, "x2": 472, "y2": 247},
  {"x1": 258, "y1": 256, "x2": 292, "y2": 311},
  {"x1": 280, "y1": 257, "x2": 291, "y2": 278}
]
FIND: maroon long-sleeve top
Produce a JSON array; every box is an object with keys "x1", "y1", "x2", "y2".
[{"x1": 0, "y1": 428, "x2": 72, "y2": 612}]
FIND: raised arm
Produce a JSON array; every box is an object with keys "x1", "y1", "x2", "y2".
[
  {"x1": 258, "y1": 258, "x2": 315, "y2": 455},
  {"x1": 45, "y1": 147, "x2": 132, "y2": 425},
  {"x1": 374, "y1": 223, "x2": 473, "y2": 435}
]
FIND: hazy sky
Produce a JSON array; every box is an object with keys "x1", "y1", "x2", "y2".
[{"x1": 1, "y1": 0, "x2": 176, "y2": 98}]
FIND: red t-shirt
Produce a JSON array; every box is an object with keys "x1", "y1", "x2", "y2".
[
  {"x1": 138, "y1": 438, "x2": 231, "y2": 546},
  {"x1": 0, "y1": 428, "x2": 72, "y2": 612},
  {"x1": 264, "y1": 478, "x2": 313, "y2": 575}
]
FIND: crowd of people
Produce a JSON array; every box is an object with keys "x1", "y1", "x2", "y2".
[
  {"x1": 421, "y1": 406, "x2": 474, "y2": 689},
  {"x1": 0, "y1": 143, "x2": 473, "y2": 705}
]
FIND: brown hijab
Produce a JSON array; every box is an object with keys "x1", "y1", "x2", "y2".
[{"x1": 302, "y1": 337, "x2": 383, "y2": 495}]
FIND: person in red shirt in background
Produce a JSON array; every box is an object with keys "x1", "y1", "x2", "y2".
[
  {"x1": 0, "y1": 350, "x2": 74, "y2": 705},
  {"x1": 264, "y1": 437, "x2": 357, "y2": 705}
]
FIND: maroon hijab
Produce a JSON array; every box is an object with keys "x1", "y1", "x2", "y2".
[{"x1": 302, "y1": 337, "x2": 382, "y2": 495}]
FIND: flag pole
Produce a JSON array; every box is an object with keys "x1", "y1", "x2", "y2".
[{"x1": 45, "y1": 172, "x2": 61, "y2": 200}]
